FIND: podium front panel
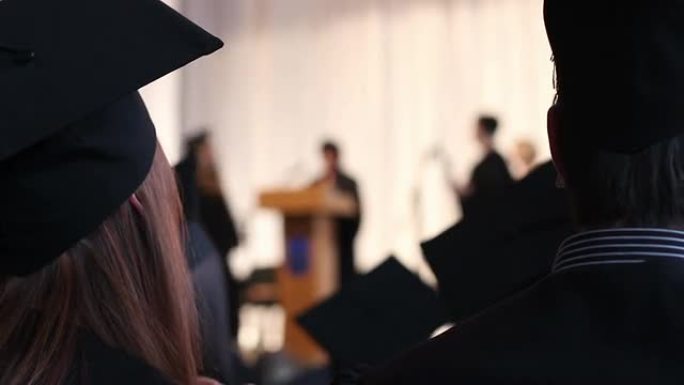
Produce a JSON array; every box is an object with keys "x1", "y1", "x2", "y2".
[{"x1": 278, "y1": 215, "x2": 338, "y2": 366}]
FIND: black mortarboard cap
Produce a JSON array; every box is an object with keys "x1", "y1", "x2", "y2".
[
  {"x1": 0, "y1": 0, "x2": 223, "y2": 276},
  {"x1": 424, "y1": 162, "x2": 572, "y2": 322},
  {"x1": 545, "y1": 0, "x2": 684, "y2": 153},
  {"x1": 298, "y1": 257, "x2": 447, "y2": 367}
]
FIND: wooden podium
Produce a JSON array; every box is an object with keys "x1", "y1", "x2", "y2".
[{"x1": 260, "y1": 185, "x2": 357, "y2": 366}]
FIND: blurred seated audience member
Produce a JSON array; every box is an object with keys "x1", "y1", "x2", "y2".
[
  {"x1": 0, "y1": 0, "x2": 222, "y2": 383},
  {"x1": 510, "y1": 139, "x2": 538, "y2": 179},
  {"x1": 311, "y1": 141, "x2": 362, "y2": 286},
  {"x1": 188, "y1": 133, "x2": 242, "y2": 339},
  {"x1": 191, "y1": 133, "x2": 239, "y2": 258},
  {"x1": 360, "y1": 1, "x2": 684, "y2": 384},
  {"x1": 176, "y1": 152, "x2": 238, "y2": 385},
  {"x1": 458, "y1": 115, "x2": 513, "y2": 216}
]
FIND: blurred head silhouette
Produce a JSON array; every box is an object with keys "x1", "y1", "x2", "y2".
[
  {"x1": 322, "y1": 140, "x2": 341, "y2": 175},
  {"x1": 476, "y1": 115, "x2": 499, "y2": 151}
]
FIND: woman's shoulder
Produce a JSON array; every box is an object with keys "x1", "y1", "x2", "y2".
[{"x1": 67, "y1": 334, "x2": 173, "y2": 385}]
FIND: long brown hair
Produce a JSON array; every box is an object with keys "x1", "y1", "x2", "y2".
[{"x1": 0, "y1": 145, "x2": 200, "y2": 385}]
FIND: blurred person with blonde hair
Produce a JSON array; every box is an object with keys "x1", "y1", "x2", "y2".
[{"x1": 510, "y1": 139, "x2": 539, "y2": 179}]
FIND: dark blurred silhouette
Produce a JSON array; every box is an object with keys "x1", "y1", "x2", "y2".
[
  {"x1": 187, "y1": 133, "x2": 241, "y2": 339},
  {"x1": 176, "y1": 151, "x2": 237, "y2": 385},
  {"x1": 312, "y1": 141, "x2": 362, "y2": 286},
  {"x1": 459, "y1": 115, "x2": 513, "y2": 216},
  {"x1": 189, "y1": 134, "x2": 240, "y2": 258}
]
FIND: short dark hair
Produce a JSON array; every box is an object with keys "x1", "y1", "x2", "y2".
[
  {"x1": 556, "y1": 85, "x2": 684, "y2": 227},
  {"x1": 187, "y1": 132, "x2": 209, "y2": 153},
  {"x1": 478, "y1": 116, "x2": 499, "y2": 136},
  {"x1": 322, "y1": 141, "x2": 340, "y2": 156}
]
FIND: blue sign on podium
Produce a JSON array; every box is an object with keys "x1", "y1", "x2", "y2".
[{"x1": 287, "y1": 236, "x2": 311, "y2": 276}]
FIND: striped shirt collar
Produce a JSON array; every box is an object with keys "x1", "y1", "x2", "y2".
[{"x1": 554, "y1": 228, "x2": 684, "y2": 274}]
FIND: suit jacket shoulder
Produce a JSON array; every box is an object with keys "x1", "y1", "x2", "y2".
[{"x1": 336, "y1": 171, "x2": 358, "y2": 193}]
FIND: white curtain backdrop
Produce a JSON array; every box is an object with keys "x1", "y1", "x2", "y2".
[
  {"x1": 139, "y1": 0, "x2": 183, "y2": 165},
  {"x1": 178, "y1": 0, "x2": 555, "y2": 278}
]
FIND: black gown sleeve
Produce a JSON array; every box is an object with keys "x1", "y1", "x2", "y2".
[{"x1": 73, "y1": 333, "x2": 173, "y2": 385}]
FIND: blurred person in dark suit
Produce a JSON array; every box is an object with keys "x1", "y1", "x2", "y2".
[
  {"x1": 459, "y1": 115, "x2": 513, "y2": 216},
  {"x1": 312, "y1": 141, "x2": 362, "y2": 286}
]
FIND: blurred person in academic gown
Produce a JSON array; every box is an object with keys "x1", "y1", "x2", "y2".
[
  {"x1": 458, "y1": 115, "x2": 513, "y2": 217},
  {"x1": 0, "y1": 0, "x2": 223, "y2": 383},
  {"x1": 311, "y1": 141, "x2": 362, "y2": 286},
  {"x1": 188, "y1": 134, "x2": 241, "y2": 339},
  {"x1": 358, "y1": 0, "x2": 684, "y2": 383},
  {"x1": 176, "y1": 152, "x2": 237, "y2": 385}
]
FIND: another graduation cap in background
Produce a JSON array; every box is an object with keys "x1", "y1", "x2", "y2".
[
  {"x1": 298, "y1": 257, "x2": 447, "y2": 367},
  {"x1": 0, "y1": 0, "x2": 222, "y2": 276},
  {"x1": 423, "y1": 162, "x2": 572, "y2": 322}
]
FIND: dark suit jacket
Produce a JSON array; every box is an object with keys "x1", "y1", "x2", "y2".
[
  {"x1": 326, "y1": 171, "x2": 361, "y2": 285},
  {"x1": 471, "y1": 151, "x2": 512, "y2": 194},
  {"x1": 334, "y1": 171, "x2": 361, "y2": 231},
  {"x1": 311, "y1": 171, "x2": 361, "y2": 247},
  {"x1": 462, "y1": 151, "x2": 513, "y2": 217}
]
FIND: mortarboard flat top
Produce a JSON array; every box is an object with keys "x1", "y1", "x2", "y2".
[
  {"x1": 298, "y1": 257, "x2": 447, "y2": 367},
  {"x1": 545, "y1": 0, "x2": 684, "y2": 153},
  {"x1": 0, "y1": 0, "x2": 222, "y2": 276}
]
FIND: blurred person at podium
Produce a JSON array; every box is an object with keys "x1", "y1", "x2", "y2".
[
  {"x1": 312, "y1": 141, "x2": 362, "y2": 287},
  {"x1": 458, "y1": 115, "x2": 513, "y2": 216}
]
